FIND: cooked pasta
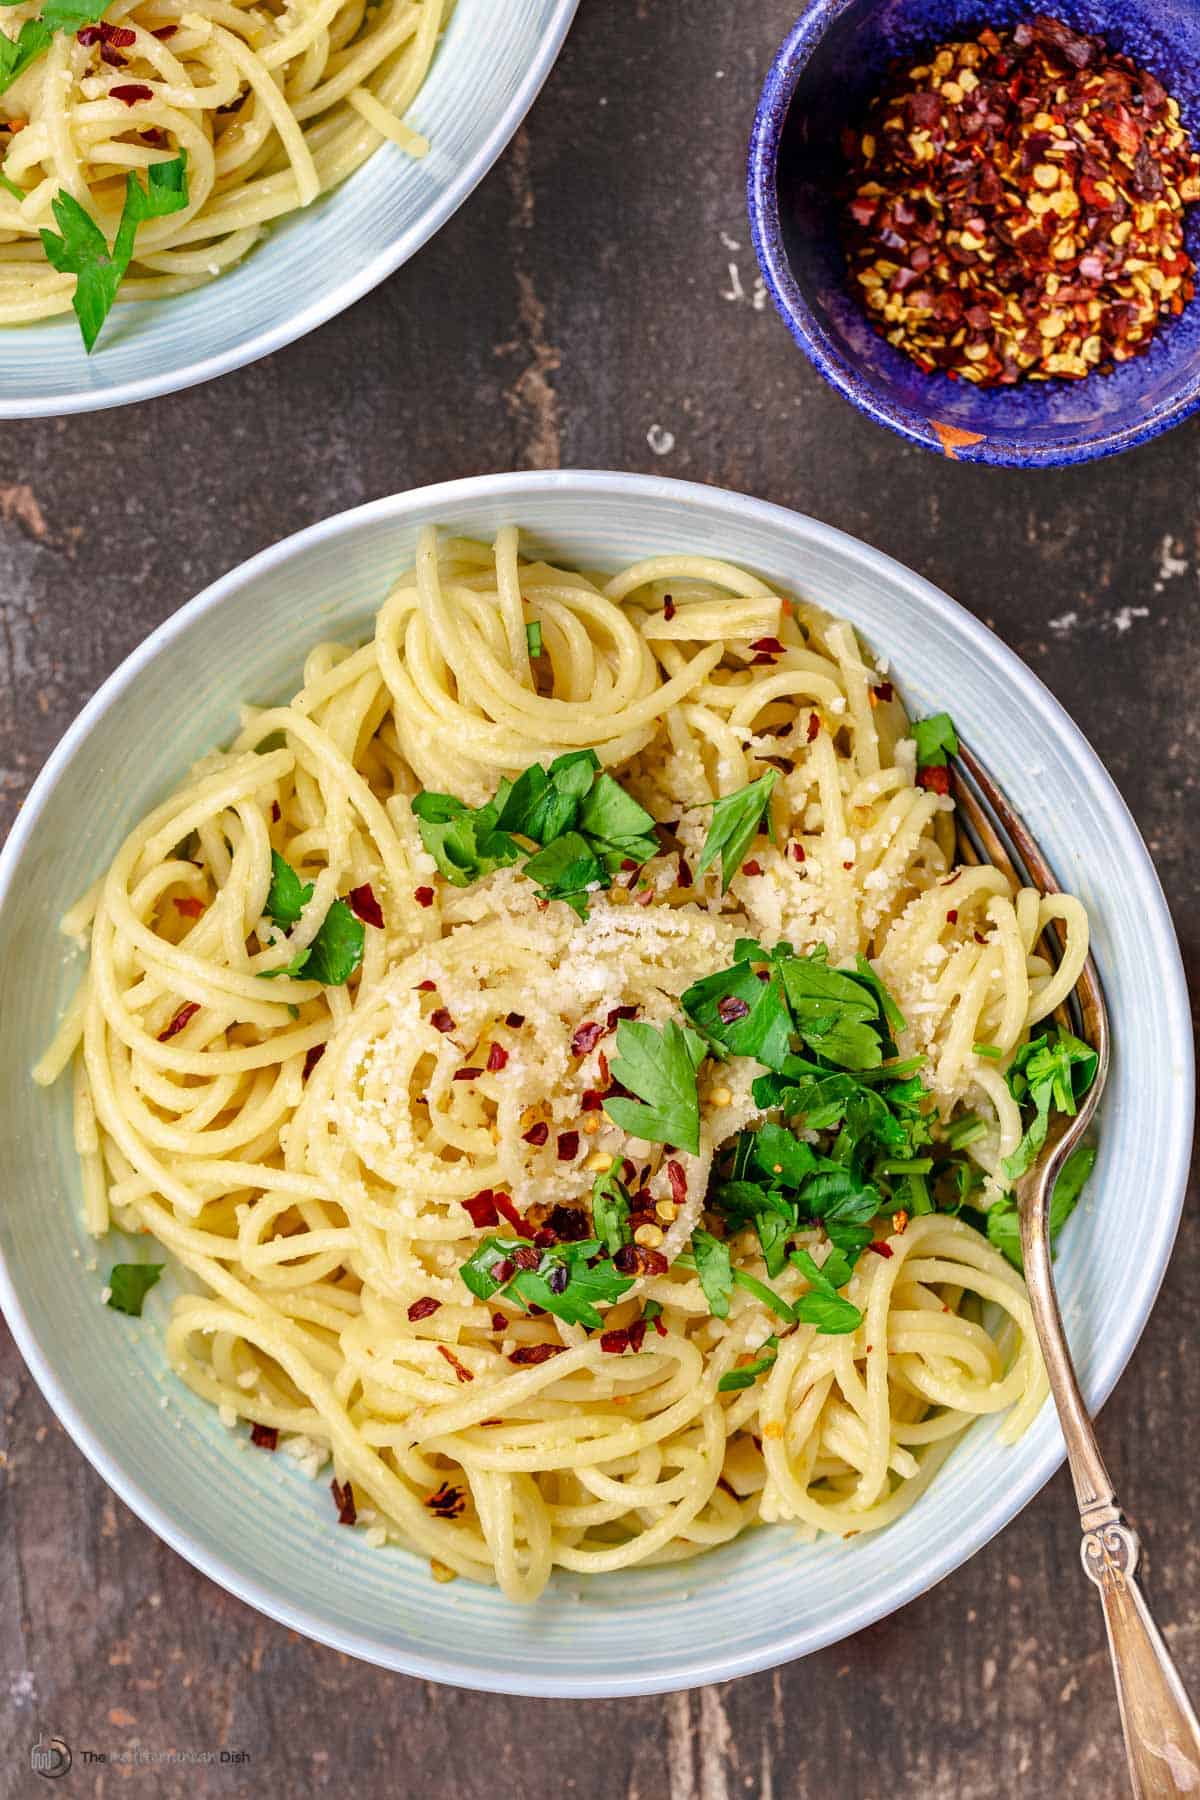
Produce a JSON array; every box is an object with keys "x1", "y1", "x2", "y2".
[
  {"x1": 36, "y1": 525, "x2": 1092, "y2": 1601},
  {"x1": 0, "y1": 0, "x2": 446, "y2": 324}
]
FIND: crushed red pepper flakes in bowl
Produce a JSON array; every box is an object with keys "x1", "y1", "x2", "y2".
[{"x1": 841, "y1": 14, "x2": 1200, "y2": 386}]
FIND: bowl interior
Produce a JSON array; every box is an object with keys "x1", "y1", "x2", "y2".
[
  {"x1": 0, "y1": 0, "x2": 576, "y2": 418},
  {"x1": 0, "y1": 472, "x2": 1190, "y2": 1696},
  {"x1": 753, "y1": 0, "x2": 1200, "y2": 463}
]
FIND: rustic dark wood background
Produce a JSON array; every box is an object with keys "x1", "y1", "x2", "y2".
[{"x1": 1, "y1": 2, "x2": 1197, "y2": 1794}]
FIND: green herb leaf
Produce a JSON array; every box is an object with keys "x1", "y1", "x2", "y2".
[
  {"x1": 107, "y1": 1262, "x2": 164, "y2": 1317},
  {"x1": 731, "y1": 1267, "x2": 794, "y2": 1322},
  {"x1": 1002, "y1": 1029, "x2": 1099, "y2": 1180},
  {"x1": 0, "y1": 15, "x2": 52, "y2": 92},
  {"x1": 576, "y1": 772, "x2": 656, "y2": 846},
  {"x1": 301, "y1": 898, "x2": 364, "y2": 985},
  {"x1": 521, "y1": 830, "x2": 606, "y2": 917},
  {"x1": 410, "y1": 790, "x2": 522, "y2": 888},
  {"x1": 718, "y1": 1335, "x2": 779, "y2": 1392},
  {"x1": 751, "y1": 1121, "x2": 818, "y2": 1187},
  {"x1": 525, "y1": 619, "x2": 543, "y2": 657},
  {"x1": 691, "y1": 1228, "x2": 733, "y2": 1319},
  {"x1": 0, "y1": 165, "x2": 24, "y2": 201},
  {"x1": 682, "y1": 960, "x2": 792, "y2": 1070},
  {"x1": 694, "y1": 769, "x2": 778, "y2": 892},
  {"x1": 777, "y1": 956, "x2": 883, "y2": 1071},
  {"x1": 40, "y1": 152, "x2": 189, "y2": 352},
  {"x1": 912, "y1": 713, "x2": 959, "y2": 769},
  {"x1": 604, "y1": 1017, "x2": 705, "y2": 1153},
  {"x1": 986, "y1": 1140, "x2": 1096, "y2": 1271},
  {"x1": 459, "y1": 1235, "x2": 633, "y2": 1329},
  {"x1": 590, "y1": 1169, "x2": 632, "y2": 1256},
  {"x1": 790, "y1": 1245, "x2": 863, "y2": 1334},
  {"x1": 265, "y1": 850, "x2": 313, "y2": 927}
]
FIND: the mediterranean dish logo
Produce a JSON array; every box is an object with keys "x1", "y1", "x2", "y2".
[{"x1": 29, "y1": 1736, "x2": 71, "y2": 1779}]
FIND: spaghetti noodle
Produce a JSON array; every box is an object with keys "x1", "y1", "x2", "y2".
[{"x1": 36, "y1": 525, "x2": 1091, "y2": 1600}]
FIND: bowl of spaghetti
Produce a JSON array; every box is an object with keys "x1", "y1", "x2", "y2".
[
  {"x1": 0, "y1": 471, "x2": 1190, "y2": 1694},
  {"x1": 0, "y1": 0, "x2": 578, "y2": 416}
]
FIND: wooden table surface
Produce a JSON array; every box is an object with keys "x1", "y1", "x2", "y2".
[{"x1": 1, "y1": 3, "x2": 1197, "y2": 1794}]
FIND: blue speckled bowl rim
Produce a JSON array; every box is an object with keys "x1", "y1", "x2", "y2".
[
  {"x1": 746, "y1": 0, "x2": 1200, "y2": 467},
  {"x1": 0, "y1": 470, "x2": 1190, "y2": 1695},
  {"x1": 0, "y1": 0, "x2": 579, "y2": 420}
]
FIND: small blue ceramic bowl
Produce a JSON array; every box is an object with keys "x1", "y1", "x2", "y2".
[{"x1": 748, "y1": 0, "x2": 1200, "y2": 465}]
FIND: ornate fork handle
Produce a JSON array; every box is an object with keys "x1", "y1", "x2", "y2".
[{"x1": 1019, "y1": 1156, "x2": 1200, "y2": 1798}]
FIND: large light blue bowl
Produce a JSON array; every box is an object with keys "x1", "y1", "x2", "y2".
[
  {"x1": 0, "y1": 0, "x2": 577, "y2": 418},
  {"x1": 0, "y1": 472, "x2": 1190, "y2": 1695}
]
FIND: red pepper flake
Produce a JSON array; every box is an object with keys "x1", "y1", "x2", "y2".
[
  {"x1": 974, "y1": 931, "x2": 988, "y2": 945},
  {"x1": 511, "y1": 1246, "x2": 540, "y2": 1271},
  {"x1": 523, "y1": 1120, "x2": 549, "y2": 1146},
  {"x1": 302, "y1": 1043, "x2": 325, "y2": 1079},
  {"x1": 557, "y1": 1131, "x2": 580, "y2": 1162},
  {"x1": 79, "y1": 20, "x2": 135, "y2": 45},
  {"x1": 663, "y1": 595, "x2": 676, "y2": 621},
  {"x1": 486, "y1": 1042, "x2": 508, "y2": 1072},
  {"x1": 452, "y1": 1067, "x2": 482, "y2": 1082},
  {"x1": 414, "y1": 886, "x2": 435, "y2": 908},
  {"x1": 605, "y1": 1004, "x2": 638, "y2": 1032},
  {"x1": 648, "y1": 1307, "x2": 668, "y2": 1337},
  {"x1": 509, "y1": 1343, "x2": 567, "y2": 1365},
  {"x1": 490, "y1": 1259, "x2": 514, "y2": 1284},
  {"x1": 173, "y1": 895, "x2": 205, "y2": 917},
  {"x1": 750, "y1": 652, "x2": 778, "y2": 666},
  {"x1": 140, "y1": 126, "x2": 166, "y2": 146},
  {"x1": 430, "y1": 1007, "x2": 455, "y2": 1032},
  {"x1": 407, "y1": 1296, "x2": 441, "y2": 1322},
  {"x1": 620, "y1": 857, "x2": 639, "y2": 873},
  {"x1": 271, "y1": 801, "x2": 281, "y2": 822},
  {"x1": 425, "y1": 1481, "x2": 466, "y2": 1518},
  {"x1": 152, "y1": 22, "x2": 177, "y2": 34},
  {"x1": 791, "y1": 842, "x2": 806, "y2": 864},
  {"x1": 348, "y1": 883, "x2": 384, "y2": 928},
  {"x1": 437, "y1": 1345, "x2": 474, "y2": 1383},
  {"x1": 750, "y1": 636, "x2": 785, "y2": 655},
  {"x1": 742, "y1": 859, "x2": 763, "y2": 877},
  {"x1": 571, "y1": 1021, "x2": 603, "y2": 1056},
  {"x1": 416, "y1": 978, "x2": 437, "y2": 992},
  {"x1": 505, "y1": 1011, "x2": 525, "y2": 1027},
  {"x1": 598, "y1": 1050, "x2": 610, "y2": 1086},
  {"x1": 946, "y1": 909, "x2": 959, "y2": 924},
  {"x1": 676, "y1": 853, "x2": 693, "y2": 888},
  {"x1": 717, "y1": 995, "x2": 750, "y2": 1024},
  {"x1": 331, "y1": 1476, "x2": 357, "y2": 1525},
  {"x1": 581, "y1": 1088, "x2": 604, "y2": 1112},
  {"x1": 873, "y1": 681, "x2": 894, "y2": 703},
  {"x1": 110, "y1": 82, "x2": 153, "y2": 104},
  {"x1": 613, "y1": 1244, "x2": 668, "y2": 1277},
  {"x1": 628, "y1": 1318, "x2": 648, "y2": 1352},
  {"x1": 462, "y1": 1190, "x2": 499, "y2": 1228},
  {"x1": 601, "y1": 1327, "x2": 630, "y2": 1354},
  {"x1": 490, "y1": 1311, "x2": 507, "y2": 1331},
  {"x1": 249, "y1": 1423, "x2": 278, "y2": 1450},
  {"x1": 867, "y1": 1240, "x2": 894, "y2": 1259},
  {"x1": 494, "y1": 1193, "x2": 525, "y2": 1234},
  {"x1": 666, "y1": 1160, "x2": 688, "y2": 1205},
  {"x1": 158, "y1": 1001, "x2": 199, "y2": 1042},
  {"x1": 918, "y1": 765, "x2": 951, "y2": 796},
  {"x1": 806, "y1": 713, "x2": 820, "y2": 743}
]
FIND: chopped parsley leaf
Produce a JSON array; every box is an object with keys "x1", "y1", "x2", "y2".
[
  {"x1": 525, "y1": 619, "x2": 543, "y2": 657},
  {"x1": 604, "y1": 1017, "x2": 705, "y2": 1154},
  {"x1": 107, "y1": 1262, "x2": 164, "y2": 1317},
  {"x1": 41, "y1": 152, "x2": 190, "y2": 352},
  {"x1": 985, "y1": 1141, "x2": 1096, "y2": 1271},
  {"x1": 265, "y1": 851, "x2": 313, "y2": 927},
  {"x1": 718, "y1": 1336, "x2": 779, "y2": 1392},
  {"x1": 690, "y1": 1229, "x2": 732, "y2": 1319},
  {"x1": 590, "y1": 1169, "x2": 633, "y2": 1256},
  {"x1": 459, "y1": 1236, "x2": 633, "y2": 1329},
  {"x1": 911, "y1": 713, "x2": 959, "y2": 769},
  {"x1": 1002, "y1": 1028, "x2": 1098, "y2": 1179},
  {"x1": 694, "y1": 769, "x2": 778, "y2": 892},
  {"x1": 790, "y1": 1246, "x2": 862, "y2": 1334}
]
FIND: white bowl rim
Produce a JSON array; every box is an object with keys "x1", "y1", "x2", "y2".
[
  {"x1": 0, "y1": 0, "x2": 579, "y2": 420},
  {"x1": 0, "y1": 469, "x2": 1190, "y2": 1695}
]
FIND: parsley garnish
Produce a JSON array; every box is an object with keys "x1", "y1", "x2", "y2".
[
  {"x1": 256, "y1": 897, "x2": 364, "y2": 986},
  {"x1": 459, "y1": 1236, "x2": 633, "y2": 1329},
  {"x1": 41, "y1": 152, "x2": 190, "y2": 352},
  {"x1": 107, "y1": 1262, "x2": 164, "y2": 1317},
  {"x1": 604, "y1": 1017, "x2": 706, "y2": 1154},
  {"x1": 590, "y1": 1169, "x2": 633, "y2": 1256},
  {"x1": 0, "y1": 166, "x2": 23, "y2": 201},
  {"x1": 525, "y1": 620, "x2": 543, "y2": 657},
  {"x1": 718, "y1": 1335, "x2": 779, "y2": 1392},
  {"x1": 694, "y1": 770, "x2": 778, "y2": 892},
  {"x1": 1, "y1": 0, "x2": 108, "y2": 94},
  {"x1": 985, "y1": 1140, "x2": 1096, "y2": 1271},
  {"x1": 790, "y1": 1247, "x2": 862, "y2": 1334},
  {"x1": 911, "y1": 713, "x2": 958, "y2": 769},
  {"x1": 690, "y1": 1229, "x2": 732, "y2": 1318},
  {"x1": 412, "y1": 750, "x2": 656, "y2": 918},
  {"x1": 1001, "y1": 1028, "x2": 1098, "y2": 1179},
  {"x1": 265, "y1": 851, "x2": 313, "y2": 927}
]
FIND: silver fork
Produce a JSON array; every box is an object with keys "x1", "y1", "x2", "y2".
[{"x1": 950, "y1": 741, "x2": 1200, "y2": 1798}]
